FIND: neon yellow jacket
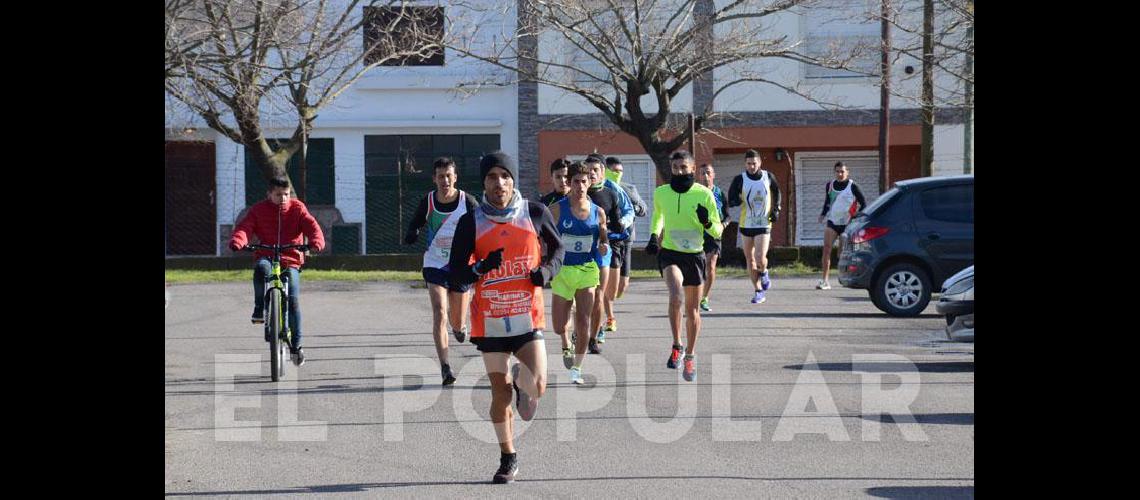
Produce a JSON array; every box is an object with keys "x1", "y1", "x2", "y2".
[{"x1": 650, "y1": 183, "x2": 723, "y2": 254}]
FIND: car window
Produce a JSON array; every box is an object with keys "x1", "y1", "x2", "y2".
[
  {"x1": 861, "y1": 186, "x2": 900, "y2": 217},
  {"x1": 920, "y1": 184, "x2": 973, "y2": 223}
]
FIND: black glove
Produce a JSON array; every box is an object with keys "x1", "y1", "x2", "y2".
[
  {"x1": 297, "y1": 244, "x2": 310, "y2": 253},
  {"x1": 696, "y1": 204, "x2": 711, "y2": 228},
  {"x1": 769, "y1": 210, "x2": 780, "y2": 223},
  {"x1": 475, "y1": 248, "x2": 505, "y2": 274},
  {"x1": 403, "y1": 230, "x2": 418, "y2": 245},
  {"x1": 529, "y1": 267, "x2": 545, "y2": 286},
  {"x1": 645, "y1": 234, "x2": 660, "y2": 255}
]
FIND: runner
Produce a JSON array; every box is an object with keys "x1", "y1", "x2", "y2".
[
  {"x1": 603, "y1": 156, "x2": 648, "y2": 303},
  {"x1": 549, "y1": 161, "x2": 609, "y2": 384},
  {"x1": 644, "y1": 150, "x2": 722, "y2": 382},
  {"x1": 448, "y1": 151, "x2": 564, "y2": 484},
  {"x1": 403, "y1": 157, "x2": 479, "y2": 385},
  {"x1": 727, "y1": 149, "x2": 781, "y2": 304},
  {"x1": 540, "y1": 157, "x2": 572, "y2": 207},
  {"x1": 817, "y1": 161, "x2": 867, "y2": 289},
  {"x1": 697, "y1": 162, "x2": 729, "y2": 311},
  {"x1": 584, "y1": 153, "x2": 630, "y2": 352}
]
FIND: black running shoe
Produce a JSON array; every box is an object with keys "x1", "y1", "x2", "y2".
[{"x1": 492, "y1": 453, "x2": 518, "y2": 484}]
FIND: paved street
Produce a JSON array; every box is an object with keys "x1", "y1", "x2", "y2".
[{"x1": 165, "y1": 275, "x2": 974, "y2": 498}]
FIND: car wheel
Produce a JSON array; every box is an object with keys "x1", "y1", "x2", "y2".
[{"x1": 872, "y1": 263, "x2": 932, "y2": 317}]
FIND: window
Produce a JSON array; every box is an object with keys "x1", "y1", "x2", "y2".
[
  {"x1": 862, "y1": 186, "x2": 899, "y2": 216},
  {"x1": 363, "y1": 134, "x2": 500, "y2": 254},
  {"x1": 803, "y1": 0, "x2": 881, "y2": 80},
  {"x1": 920, "y1": 185, "x2": 973, "y2": 223},
  {"x1": 363, "y1": 6, "x2": 444, "y2": 66}
]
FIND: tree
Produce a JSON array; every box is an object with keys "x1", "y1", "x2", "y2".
[
  {"x1": 446, "y1": 0, "x2": 865, "y2": 179},
  {"x1": 165, "y1": 0, "x2": 447, "y2": 199},
  {"x1": 866, "y1": 0, "x2": 974, "y2": 176}
]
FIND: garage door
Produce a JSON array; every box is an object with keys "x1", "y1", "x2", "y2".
[{"x1": 795, "y1": 154, "x2": 881, "y2": 245}]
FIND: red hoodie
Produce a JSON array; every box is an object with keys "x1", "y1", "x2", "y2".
[{"x1": 229, "y1": 199, "x2": 326, "y2": 269}]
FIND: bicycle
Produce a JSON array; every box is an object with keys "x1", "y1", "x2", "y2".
[{"x1": 242, "y1": 243, "x2": 308, "y2": 382}]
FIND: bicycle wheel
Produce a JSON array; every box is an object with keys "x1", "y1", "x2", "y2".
[{"x1": 268, "y1": 288, "x2": 284, "y2": 382}]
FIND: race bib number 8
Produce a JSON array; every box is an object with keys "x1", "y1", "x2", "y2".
[{"x1": 561, "y1": 234, "x2": 594, "y2": 254}]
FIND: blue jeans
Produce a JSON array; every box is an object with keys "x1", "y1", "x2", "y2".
[{"x1": 254, "y1": 258, "x2": 303, "y2": 348}]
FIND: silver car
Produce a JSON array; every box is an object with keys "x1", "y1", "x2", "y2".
[{"x1": 935, "y1": 265, "x2": 973, "y2": 341}]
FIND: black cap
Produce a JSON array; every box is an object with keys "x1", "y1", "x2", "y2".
[{"x1": 479, "y1": 151, "x2": 518, "y2": 182}]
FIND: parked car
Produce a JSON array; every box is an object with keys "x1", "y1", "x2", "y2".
[
  {"x1": 838, "y1": 175, "x2": 973, "y2": 317},
  {"x1": 936, "y1": 265, "x2": 974, "y2": 341}
]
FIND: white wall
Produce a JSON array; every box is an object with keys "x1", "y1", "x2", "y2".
[
  {"x1": 533, "y1": 8, "x2": 694, "y2": 115},
  {"x1": 711, "y1": 0, "x2": 962, "y2": 113},
  {"x1": 526, "y1": 0, "x2": 949, "y2": 115},
  {"x1": 199, "y1": 0, "x2": 520, "y2": 253},
  {"x1": 932, "y1": 124, "x2": 969, "y2": 177},
  {"x1": 214, "y1": 135, "x2": 245, "y2": 229}
]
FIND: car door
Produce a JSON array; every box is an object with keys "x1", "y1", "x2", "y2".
[{"x1": 914, "y1": 182, "x2": 974, "y2": 281}]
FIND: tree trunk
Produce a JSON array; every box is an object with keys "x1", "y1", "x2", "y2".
[
  {"x1": 649, "y1": 148, "x2": 673, "y2": 184},
  {"x1": 297, "y1": 127, "x2": 308, "y2": 202},
  {"x1": 963, "y1": 8, "x2": 973, "y2": 175},
  {"x1": 242, "y1": 136, "x2": 300, "y2": 192},
  {"x1": 920, "y1": 0, "x2": 934, "y2": 178},
  {"x1": 879, "y1": 0, "x2": 892, "y2": 193}
]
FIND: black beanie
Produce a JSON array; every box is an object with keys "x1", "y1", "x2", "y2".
[{"x1": 479, "y1": 151, "x2": 518, "y2": 183}]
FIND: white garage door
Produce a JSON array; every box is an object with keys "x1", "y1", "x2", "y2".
[
  {"x1": 568, "y1": 155, "x2": 657, "y2": 244},
  {"x1": 796, "y1": 153, "x2": 882, "y2": 245}
]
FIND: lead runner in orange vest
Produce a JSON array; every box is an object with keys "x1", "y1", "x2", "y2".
[{"x1": 448, "y1": 151, "x2": 564, "y2": 484}]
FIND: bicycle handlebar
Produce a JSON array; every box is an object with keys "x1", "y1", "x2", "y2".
[{"x1": 242, "y1": 243, "x2": 309, "y2": 252}]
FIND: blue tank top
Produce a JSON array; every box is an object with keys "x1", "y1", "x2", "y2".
[{"x1": 556, "y1": 197, "x2": 601, "y2": 266}]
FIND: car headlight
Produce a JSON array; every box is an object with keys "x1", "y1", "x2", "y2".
[{"x1": 943, "y1": 276, "x2": 973, "y2": 296}]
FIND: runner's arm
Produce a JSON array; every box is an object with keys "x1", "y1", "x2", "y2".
[
  {"x1": 727, "y1": 175, "x2": 743, "y2": 208},
  {"x1": 769, "y1": 174, "x2": 781, "y2": 213},
  {"x1": 447, "y1": 212, "x2": 479, "y2": 286},
  {"x1": 530, "y1": 201, "x2": 564, "y2": 284},
  {"x1": 852, "y1": 183, "x2": 868, "y2": 211},
  {"x1": 820, "y1": 182, "x2": 833, "y2": 217},
  {"x1": 405, "y1": 194, "x2": 430, "y2": 243}
]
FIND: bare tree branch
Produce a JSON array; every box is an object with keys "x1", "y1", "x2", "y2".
[
  {"x1": 166, "y1": 0, "x2": 458, "y2": 191},
  {"x1": 446, "y1": 0, "x2": 858, "y2": 178}
]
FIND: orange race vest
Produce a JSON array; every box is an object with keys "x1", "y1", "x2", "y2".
[{"x1": 469, "y1": 207, "x2": 544, "y2": 338}]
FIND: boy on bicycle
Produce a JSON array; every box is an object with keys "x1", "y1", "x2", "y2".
[{"x1": 228, "y1": 177, "x2": 325, "y2": 366}]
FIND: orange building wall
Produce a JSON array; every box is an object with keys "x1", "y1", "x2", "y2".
[{"x1": 535, "y1": 125, "x2": 923, "y2": 246}]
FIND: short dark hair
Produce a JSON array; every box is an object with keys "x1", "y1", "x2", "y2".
[
  {"x1": 267, "y1": 177, "x2": 291, "y2": 190},
  {"x1": 433, "y1": 156, "x2": 456, "y2": 173},
  {"x1": 671, "y1": 150, "x2": 694, "y2": 162},
  {"x1": 584, "y1": 153, "x2": 606, "y2": 165},
  {"x1": 605, "y1": 156, "x2": 622, "y2": 168},
  {"x1": 568, "y1": 161, "x2": 592, "y2": 178},
  {"x1": 550, "y1": 157, "x2": 571, "y2": 173},
  {"x1": 745, "y1": 149, "x2": 760, "y2": 159},
  {"x1": 834, "y1": 161, "x2": 847, "y2": 170},
  {"x1": 699, "y1": 163, "x2": 714, "y2": 170}
]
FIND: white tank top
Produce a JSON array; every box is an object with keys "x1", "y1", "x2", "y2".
[
  {"x1": 740, "y1": 171, "x2": 772, "y2": 229},
  {"x1": 826, "y1": 181, "x2": 857, "y2": 226},
  {"x1": 423, "y1": 190, "x2": 468, "y2": 270}
]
